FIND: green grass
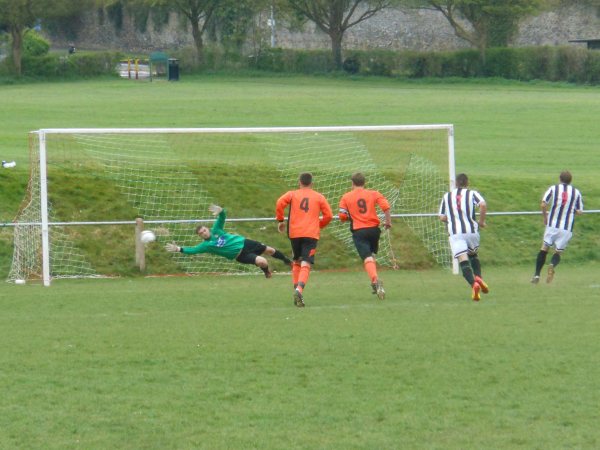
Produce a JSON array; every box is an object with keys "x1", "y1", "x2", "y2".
[{"x1": 1, "y1": 266, "x2": 599, "y2": 449}]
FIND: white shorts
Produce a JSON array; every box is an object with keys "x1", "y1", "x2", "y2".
[
  {"x1": 543, "y1": 227, "x2": 572, "y2": 252},
  {"x1": 449, "y1": 233, "x2": 480, "y2": 259}
]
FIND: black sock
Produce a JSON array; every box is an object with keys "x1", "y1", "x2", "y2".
[
  {"x1": 460, "y1": 260, "x2": 475, "y2": 286},
  {"x1": 261, "y1": 266, "x2": 270, "y2": 275},
  {"x1": 535, "y1": 250, "x2": 548, "y2": 276},
  {"x1": 550, "y1": 252, "x2": 561, "y2": 267},
  {"x1": 468, "y1": 254, "x2": 481, "y2": 278},
  {"x1": 272, "y1": 249, "x2": 291, "y2": 265}
]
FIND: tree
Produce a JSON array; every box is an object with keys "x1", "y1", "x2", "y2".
[
  {"x1": 206, "y1": 0, "x2": 270, "y2": 51},
  {"x1": 422, "y1": 0, "x2": 545, "y2": 63},
  {"x1": 286, "y1": 0, "x2": 391, "y2": 70},
  {"x1": 0, "y1": 0, "x2": 38, "y2": 75},
  {"x1": 0, "y1": 0, "x2": 93, "y2": 75},
  {"x1": 143, "y1": 0, "x2": 219, "y2": 65}
]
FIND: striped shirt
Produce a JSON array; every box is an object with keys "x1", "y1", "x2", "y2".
[
  {"x1": 439, "y1": 188, "x2": 485, "y2": 235},
  {"x1": 543, "y1": 183, "x2": 583, "y2": 231}
]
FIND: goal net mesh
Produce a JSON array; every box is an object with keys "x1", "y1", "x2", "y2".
[{"x1": 9, "y1": 127, "x2": 452, "y2": 282}]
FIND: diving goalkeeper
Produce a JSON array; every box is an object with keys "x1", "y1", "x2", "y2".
[{"x1": 165, "y1": 205, "x2": 292, "y2": 277}]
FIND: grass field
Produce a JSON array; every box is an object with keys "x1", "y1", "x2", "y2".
[
  {"x1": 1, "y1": 266, "x2": 599, "y2": 449},
  {"x1": 1, "y1": 75, "x2": 600, "y2": 448}
]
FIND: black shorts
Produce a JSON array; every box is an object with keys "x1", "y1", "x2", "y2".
[
  {"x1": 235, "y1": 239, "x2": 267, "y2": 265},
  {"x1": 290, "y1": 237, "x2": 318, "y2": 265},
  {"x1": 352, "y1": 227, "x2": 381, "y2": 260}
]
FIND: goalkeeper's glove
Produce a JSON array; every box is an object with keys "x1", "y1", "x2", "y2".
[
  {"x1": 208, "y1": 204, "x2": 223, "y2": 216},
  {"x1": 165, "y1": 242, "x2": 181, "y2": 253}
]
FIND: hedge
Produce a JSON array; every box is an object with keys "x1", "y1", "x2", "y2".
[{"x1": 4, "y1": 45, "x2": 600, "y2": 85}]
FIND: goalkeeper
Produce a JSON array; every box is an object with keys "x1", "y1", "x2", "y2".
[{"x1": 165, "y1": 205, "x2": 291, "y2": 277}]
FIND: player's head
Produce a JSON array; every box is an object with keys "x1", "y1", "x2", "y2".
[
  {"x1": 196, "y1": 225, "x2": 211, "y2": 239},
  {"x1": 299, "y1": 172, "x2": 313, "y2": 187},
  {"x1": 455, "y1": 173, "x2": 469, "y2": 188},
  {"x1": 559, "y1": 170, "x2": 572, "y2": 184},
  {"x1": 351, "y1": 172, "x2": 366, "y2": 187}
]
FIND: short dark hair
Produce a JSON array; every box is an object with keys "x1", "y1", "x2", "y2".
[
  {"x1": 559, "y1": 170, "x2": 572, "y2": 184},
  {"x1": 299, "y1": 172, "x2": 313, "y2": 186},
  {"x1": 455, "y1": 173, "x2": 469, "y2": 188},
  {"x1": 351, "y1": 172, "x2": 366, "y2": 186}
]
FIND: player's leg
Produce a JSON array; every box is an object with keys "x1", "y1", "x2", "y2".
[
  {"x1": 352, "y1": 228, "x2": 382, "y2": 297},
  {"x1": 255, "y1": 256, "x2": 272, "y2": 278},
  {"x1": 450, "y1": 235, "x2": 479, "y2": 301},
  {"x1": 533, "y1": 228, "x2": 555, "y2": 283},
  {"x1": 290, "y1": 239, "x2": 302, "y2": 289},
  {"x1": 546, "y1": 252, "x2": 560, "y2": 283},
  {"x1": 546, "y1": 230, "x2": 571, "y2": 283},
  {"x1": 533, "y1": 243, "x2": 549, "y2": 284},
  {"x1": 236, "y1": 245, "x2": 272, "y2": 278},
  {"x1": 263, "y1": 245, "x2": 292, "y2": 266},
  {"x1": 469, "y1": 253, "x2": 488, "y2": 294},
  {"x1": 296, "y1": 240, "x2": 316, "y2": 293},
  {"x1": 292, "y1": 239, "x2": 317, "y2": 307},
  {"x1": 466, "y1": 234, "x2": 488, "y2": 294}
]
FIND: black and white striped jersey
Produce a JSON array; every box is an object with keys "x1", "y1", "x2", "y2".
[
  {"x1": 439, "y1": 188, "x2": 485, "y2": 235},
  {"x1": 543, "y1": 183, "x2": 583, "y2": 231}
]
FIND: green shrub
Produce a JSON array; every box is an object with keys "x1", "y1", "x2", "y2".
[
  {"x1": 342, "y1": 55, "x2": 360, "y2": 74},
  {"x1": 21, "y1": 51, "x2": 123, "y2": 78},
  {"x1": 23, "y1": 30, "x2": 50, "y2": 57},
  {"x1": 252, "y1": 48, "x2": 332, "y2": 73},
  {"x1": 441, "y1": 49, "x2": 482, "y2": 77},
  {"x1": 484, "y1": 47, "x2": 520, "y2": 79},
  {"x1": 583, "y1": 50, "x2": 600, "y2": 84}
]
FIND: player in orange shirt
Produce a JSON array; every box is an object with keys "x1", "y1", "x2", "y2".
[
  {"x1": 339, "y1": 172, "x2": 391, "y2": 299},
  {"x1": 276, "y1": 172, "x2": 333, "y2": 307}
]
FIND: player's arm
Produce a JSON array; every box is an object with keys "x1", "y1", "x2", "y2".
[
  {"x1": 383, "y1": 208, "x2": 392, "y2": 229},
  {"x1": 210, "y1": 205, "x2": 226, "y2": 233},
  {"x1": 575, "y1": 193, "x2": 583, "y2": 215},
  {"x1": 338, "y1": 196, "x2": 349, "y2": 222},
  {"x1": 478, "y1": 201, "x2": 487, "y2": 228},
  {"x1": 438, "y1": 198, "x2": 447, "y2": 222},
  {"x1": 165, "y1": 241, "x2": 209, "y2": 255},
  {"x1": 541, "y1": 201, "x2": 548, "y2": 225},
  {"x1": 377, "y1": 193, "x2": 392, "y2": 229},
  {"x1": 276, "y1": 192, "x2": 292, "y2": 233},
  {"x1": 319, "y1": 196, "x2": 333, "y2": 229}
]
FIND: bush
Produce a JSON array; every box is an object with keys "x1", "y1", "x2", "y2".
[
  {"x1": 484, "y1": 47, "x2": 520, "y2": 79},
  {"x1": 21, "y1": 51, "x2": 123, "y2": 78},
  {"x1": 342, "y1": 55, "x2": 360, "y2": 74},
  {"x1": 252, "y1": 48, "x2": 332, "y2": 73},
  {"x1": 23, "y1": 31, "x2": 50, "y2": 57}
]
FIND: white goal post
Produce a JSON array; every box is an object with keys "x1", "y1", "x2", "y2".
[{"x1": 10, "y1": 125, "x2": 456, "y2": 286}]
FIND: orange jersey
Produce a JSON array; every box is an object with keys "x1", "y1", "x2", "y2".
[
  {"x1": 276, "y1": 187, "x2": 333, "y2": 239},
  {"x1": 339, "y1": 187, "x2": 390, "y2": 231}
]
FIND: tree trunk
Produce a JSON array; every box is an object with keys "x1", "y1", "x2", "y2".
[
  {"x1": 10, "y1": 26, "x2": 23, "y2": 76},
  {"x1": 330, "y1": 31, "x2": 344, "y2": 70},
  {"x1": 190, "y1": 20, "x2": 204, "y2": 66}
]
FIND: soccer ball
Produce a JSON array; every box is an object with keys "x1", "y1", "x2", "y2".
[{"x1": 140, "y1": 230, "x2": 156, "y2": 244}]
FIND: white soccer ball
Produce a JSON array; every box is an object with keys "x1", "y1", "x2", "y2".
[
  {"x1": 140, "y1": 230, "x2": 156, "y2": 244},
  {"x1": 15, "y1": 279, "x2": 26, "y2": 285}
]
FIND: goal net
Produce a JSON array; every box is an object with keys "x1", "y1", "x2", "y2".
[{"x1": 9, "y1": 126, "x2": 455, "y2": 285}]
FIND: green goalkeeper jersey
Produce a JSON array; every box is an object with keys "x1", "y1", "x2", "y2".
[{"x1": 181, "y1": 209, "x2": 245, "y2": 260}]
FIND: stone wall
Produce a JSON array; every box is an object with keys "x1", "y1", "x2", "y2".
[{"x1": 48, "y1": 5, "x2": 600, "y2": 54}]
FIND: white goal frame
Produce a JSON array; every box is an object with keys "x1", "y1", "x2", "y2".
[{"x1": 30, "y1": 125, "x2": 456, "y2": 286}]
